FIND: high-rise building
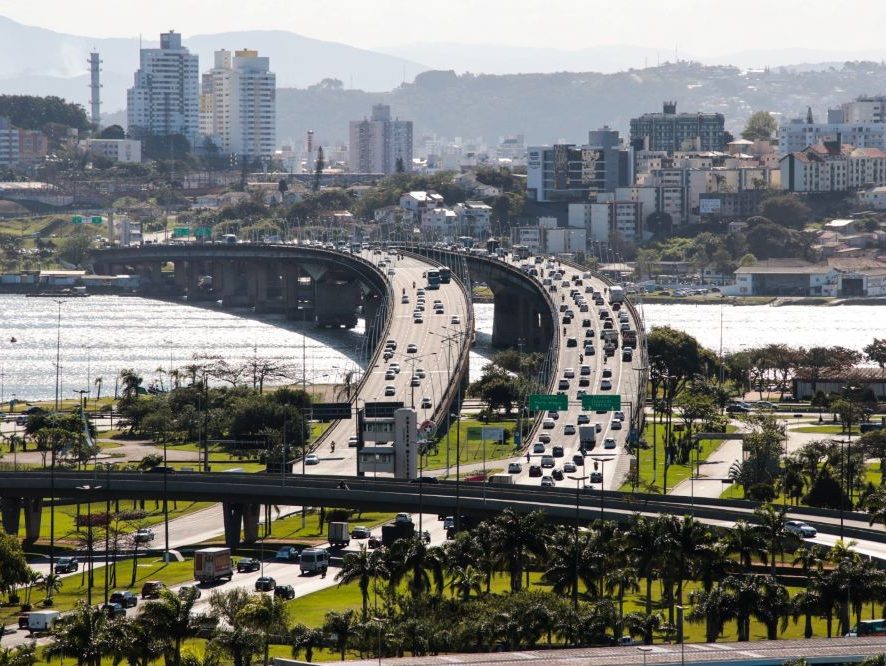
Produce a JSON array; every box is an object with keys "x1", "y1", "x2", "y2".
[
  {"x1": 200, "y1": 49, "x2": 276, "y2": 160},
  {"x1": 629, "y1": 102, "x2": 725, "y2": 153},
  {"x1": 127, "y1": 31, "x2": 199, "y2": 146},
  {"x1": 348, "y1": 104, "x2": 413, "y2": 174}
]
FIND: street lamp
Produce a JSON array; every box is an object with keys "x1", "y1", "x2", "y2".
[
  {"x1": 589, "y1": 456, "x2": 614, "y2": 523},
  {"x1": 567, "y1": 474, "x2": 588, "y2": 609},
  {"x1": 75, "y1": 484, "x2": 102, "y2": 606}
]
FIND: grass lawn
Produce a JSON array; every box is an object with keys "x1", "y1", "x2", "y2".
[
  {"x1": 265, "y1": 510, "x2": 395, "y2": 542},
  {"x1": 620, "y1": 423, "x2": 735, "y2": 493},
  {"x1": 17, "y1": 501, "x2": 214, "y2": 542},
  {"x1": 424, "y1": 418, "x2": 520, "y2": 472},
  {"x1": 792, "y1": 424, "x2": 861, "y2": 435},
  {"x1": 0, "y1": 556, "x2": 196, "y2": 627}
]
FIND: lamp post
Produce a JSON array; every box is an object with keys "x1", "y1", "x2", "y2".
[
  {"x1": 590, "y1": 456, "x2": 614, "y2": 523},
  {"x1": 675, "y1": 604, "x2": 686, "y2": 665},
  {"x1": 50, "y1": 299, "x2": 64, "y2": 581},
  {"x1": 567, "y1": 474, "x2": 588, "y2": 609},
  {"x1": 75, "y1": 484, "x2": 102, "y2": 606}
]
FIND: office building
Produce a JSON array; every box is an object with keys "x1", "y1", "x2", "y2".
[
  {"x1": 349, "y1": 104, "x2": 413, "y2": 174},
  {"x1": 127, "y1": 31, "x2": 199, "y2": 146},
  {"x1": 629, "y1": 101, "x2": 725, "y2": 153},
  {"x1": 200, "y1": 49, "x2": 276, "y2": 160}
]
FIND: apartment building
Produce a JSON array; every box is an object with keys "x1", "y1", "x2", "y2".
[
  {"x1": 781, "y1": 141, "x2": 886, "y2": 193},
  {"x1": 629, "y1": 101, "x2": 726, "y2": 153},
  {"x1": 349, "y1": 104, "x2": 413, "y2": 174},
  {"x1": 80, "y1": 139, "x2": 142, "y2": 163},
  {"x1": 127, "y1": 31, "x2": 199, "y2": 146}
]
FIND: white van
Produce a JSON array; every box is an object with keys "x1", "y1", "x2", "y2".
[{"x1": 299, "y1": 548, "x2": 329, "y2": 574}]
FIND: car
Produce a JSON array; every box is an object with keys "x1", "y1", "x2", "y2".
[
  {"x1": 109, "y1": 591, "x2": 138, "y2": 608},
  {"x1": 552, "y1": 445, "x2": 564, "y2": 458},
  {"x1": 595, "y1": 423, "x2": 603, "y2": 432},
  {"x1": 274, "y1": 584, "x2": 296, "y2": 600},
  {"x1": 578, "y1": 377, "x2": 590, "y2": 388},
  {"x1": 581, "y1": 319, "x2": 592, "y2": 328},
  {"x1": 533, "y1": 442, "x2": 546, "y2": 454},
  {"x1": 542, "y1": 419, "x2": 555, "y2": 429},
  {"x1": 507, "y1": 462, "x2": 523, "y2": 474},
  {"x1": 178, "y1": 585, "x2": 202, "y2": 599},
  {"x1": 406, "y1": 344, "x2": 418, "y2": 353},
  {"x1": 416, "y1": 368, "x2": 426, "y2": 378},
  {"x1": 603, "y1": 321, "x2": 613, "y2": 330},
  {"x1": 413, "y1": 315, "x2": 424, "y2": 324},
  {"x1": 383, "y1": 351, "x2": 394, "y2": 361},
  {"x1": 528, "y1": 464, "x2": 543, "y2": 477},
  {"x1": 101, "y1": 603, "x2": 126, "y2": 619},
  {"x1": 450, "y1": 315, "x2": 461, "y2": 325},
  {"x1": 576, "y1": 389, "x2": 587, "y2": 398},
  {"x1": 577, "y1": 413, "x2": 590, "y2": 424},
  {"x1": 541, "y1": 455, "x2": 555, "y2": 468},
  {"x1": 141, "y1": 581, "x2": 166, "y2": 599},
  {"x1": 755, "y1": 401, "x2": 779, "y2": 410},
  {"x1": 589, "y1": 471, "x2": 604, "y2": 484},
  {"x1": 385, "y1": 340, "x2": 397, "y2": 350},
  {"x1": 610, "y1": 420, "x2": 622, "y2": 430},
  {"x1": 134, "y1": 527, "x2": 155, "y2": 543},
  {"x1": 420, "y1": 397, "x2": 432, "y2": 409},
  {"x1": 434, "y1": 308, "x2": 444, "y2": 315},
  {"x1": 563, "y1": 461, "x2": 577, "y2": 473},
  {"x1": 255, "y1": 577, "x2": 276, "y2": 592},
  {"x1": 394, "y1": 512, "x2": 413, "y2": 525},
  {"x1": 387, "y1": 268, "x2": 396, "y2": 276},
  {"x1": 726, "y1": 404, "x2": 751, "y2": 413},
  {"x1": 572, "y1": 454, "x2": 585, "y2": 466},
  {"x1": 538, "y1": 432, "x2": 551, "y2": 443},
  {"x1": 602, "y1": 368, "x2": 613, "y2": 378},
  {"x1": 564, "y1": 367, "x2": 575, "y2": 378},
  {"x1": 384, "y1": 385, "x2": 396, "y2": 396},
  {"x1": 410, "y1": 376, "x2": 420, "y2": 387},
  {"x1": 236, "y1": 557, "x2": 261, "y2": 573},
  {"x1": 563, "y1": 424, "x2": 576, "y2": 435},
  {"x1": 276, "y1": 546, "x2": 298, "y2": 561},
  {"x1": 540, "y1": 475, "x2": 555, "y2": 487},
  {"x1": 600, "y1": 379, "x2": 612, "y2": 390},
  {"x1": 305, "y1": 453, "x2": 320, "y2": 465},
  {"x1": 584, "y1": 345, "x2": 596, "y2": 356},
  {"x1": 55, "y1": 557, "x2": 79, "y2": 574},
  {"x1": 389, "y1": 363, "x2": 401, "y2": 373},
  {"x1": 551, "y1": 468, "x2": 564, "y2": 481},
  {"x1": 401, "y1": 296, "x2": 410, "y2": 304},
  {"x1": 410, "y1": 475, "x2": 439, "y2": 484},
  {"x1": 348, "y1": 436, "x2": 359, "y2": 448},
  {"x1": 604, "y1": 437, "x2": 617, "y2": 450},
  {"x1": 367, "y1": 536, "x2": 381, "y2": 549},
  {"x1": 442, "y1": 516, "x2": 455, "y2": 530},
  {"x1": 558, "y1": 379, "x2": 570, "y2": 391},
  {"x1": 384, "y1": 370, "x2": 395, "y2": 380},
  {"x1": 614, "y1": 410, "x2": 625, "y2": 421},
  {"x1": 548, "y1": 410, "x2": 560, "y2": 420},
  {"x1": 350, "y1": 526, "x2": 372, "y2": 539},
  {"x1": 785, "y1": 520, "x2": 817, "y2": 538},
  {"x1": 562, "y1": 316, "x2": 572, "y2": 325}
]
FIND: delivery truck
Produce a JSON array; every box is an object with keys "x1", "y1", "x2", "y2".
[
  {"x1": 579, "y1": 425, "x2": 597, "y2": 451},
  {"x1": 28, "y1": 610, "x2": 60, "y2": 633},
  {"x1": 194, "y1": 547, "x2": 233, "y2": 584},
  {"x1": 488, "y1": 473, "x2": 515, "y2": 485},
  {"x1": 328, "y1": 521, "x2": 350, "y2": 547}
]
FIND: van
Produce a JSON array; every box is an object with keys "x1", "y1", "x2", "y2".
[
  {"x1": 299, "y1": 548, "x2": 329, "y2": 574},
  {"x1": 222, "y1": 233, "x2": 238, "y2": 245}
]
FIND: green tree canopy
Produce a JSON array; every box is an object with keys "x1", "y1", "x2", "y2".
[{"x1": 741, "y1": 111, "x2": 777, "y2": 141}]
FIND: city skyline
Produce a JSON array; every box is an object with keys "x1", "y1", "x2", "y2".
[{"x1": 2, "y1": 0, "x2": 886, "y2": 59}]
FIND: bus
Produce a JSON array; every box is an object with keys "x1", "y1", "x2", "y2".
[
  {"x1": 438, "y1": 267, "x2": 452, "y2": 284},
  {"x1": 426, "y1": 269, "x2": 441, "y2": 289},
  {"x1": 849, "y1": 619, "x2": 886, "y2": 637},
  {"x1": 513, "y1": 244, "x2": 530, "y2": 260},
  {"x1": 457, "y1": 236, "x2": 475, "y2": 249}
]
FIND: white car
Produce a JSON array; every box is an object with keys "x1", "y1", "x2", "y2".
[
  {"x1": 389, "y1": 363, "x2": 400, "y2": 374},
  {"x1": 384, "y1": 370, "x2": 395, "y2": 380},
  {"x1": 420, "y1": 397, "x2": 432, "y2": 409},
  {"x1": 450, "y1": 315, "x2": 461, "y2": 325},
  {"x1": 563, "y1": 368, "x2": 575, "y2": 378},
  {"x1": 785, "y1": 520, "x2": 817, "y2": 538},
  {"x1": 305, "y1": 453, "x2": 320, "y2": 465},
  {"x1": 542, "y1": 419, "x2": 555, "y2": 429}
]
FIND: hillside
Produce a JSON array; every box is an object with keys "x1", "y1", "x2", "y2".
[{"x1": 276, "y1": 61, "x2": 886, "y2": 147}]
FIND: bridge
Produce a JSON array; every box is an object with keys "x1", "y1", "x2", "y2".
[{"x1": 2, "y1": 472, "x2": 885, "y2": 551}]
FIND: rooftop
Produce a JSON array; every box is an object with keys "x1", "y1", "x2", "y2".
[{"x1": 734, "y1": 259, "x2": 831, "y2": 275}]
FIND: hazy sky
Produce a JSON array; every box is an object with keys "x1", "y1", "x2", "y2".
[{"x1": 1, "y1": 0, "x2": 884, "y2": 54}]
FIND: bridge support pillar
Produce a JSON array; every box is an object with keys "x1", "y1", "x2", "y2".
[
  {"x1": 242, "y1": 504, "x2": 260, "y2": 544},
  {"x1": 249, "y1": 265, "x2": 269, "y2": 312},
  {"x1": 222, "y1": 502, "x2": 244, "y2": 551},
  {"x1": 314, "y1": 280, "x2": 360, "y2": 329},
  {"x1": 0, "y1": 497, "x2": 21, "y2": 535},
  {"x1": 22, "y1": 498, "x2": 42, "y2": 542}
]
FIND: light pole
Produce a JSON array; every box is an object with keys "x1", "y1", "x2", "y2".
[
  {"x1": 567, "y1": 474, "x2": 588, "y2": 609},
  {"x1": 50, "y1": 299, "x2": 64, "y2": 582},
  {"x1": 590, "y1": 456, "x2": 614, "y2": 523},
  {"x1": 75, "y1": 484, "x2": 102, "y2": 606},
  {"x1": 675, "y1": 604, "x2": 686, "y2": 665}
]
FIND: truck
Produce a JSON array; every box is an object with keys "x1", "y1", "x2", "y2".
[
  {"x1": 488, "y1": 473, "x2": 515, "y2": 485},
  {"x1": 381, "y1": 522, "x2": 414, "y2": 547},
  {"x1": 608, "y1": 285, "x2": 625, "y2": 304},
  {"x1": 621, "y1": 329, "x2": 637, "y2": 348},
  {"x1": 579, "y1": 425, "x2": 597, "y2": 451},
  {"x1": 27, "y1": 610, "x2": 60, "y2": 633},
  {"x1": 194, "y1": 547, "x2": 233, "y2": 584},
  {"x1": 328, "y1": 521, "x2": 350, "y2": 548}
]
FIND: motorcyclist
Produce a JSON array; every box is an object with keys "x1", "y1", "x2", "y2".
[{"x1": 330, "y1": 441, "x2": 335, "y2": 453}]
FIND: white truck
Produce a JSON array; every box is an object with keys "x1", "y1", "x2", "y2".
[
  {"x1": 608, "y1": 285, "x2": 625, "y2": 304},
  {"x1": 28, "y1": 610, "x2": 60, "y2": 633},
  {"x1": 488, "y1": 473, "x2": 515, "y2": 485},
  {"x1": 328, "y1": 521, "x2": 350, "y2": 548},
  {"x1": 579, "y1": 425, "x2": 596, "y2": 451},
  {"x1": 194, "y1": 547, "x2": 233, "y2": 584}
]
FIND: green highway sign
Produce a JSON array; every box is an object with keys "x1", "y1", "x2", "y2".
[
  {"x1": 195, "y1": 226, "x2": 212, "y2": 238},
  {"x1": 529, "y1": 393, "x2": 567, "y2": 412},
  {"x1": 581, "y1": 395, "x2": 622, "y2": 412},
  {"x1": 172, "y1": 227, "x2": 190, "y2": 238},
  {"x1": 71, "y1": 215, "x2": 83, "y2": 224},
  {"x1": 90, "y1": 216, "x2": 103, "y2": 225}
]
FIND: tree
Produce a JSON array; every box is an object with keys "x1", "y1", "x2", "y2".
[
  {"x1": 335, "y1": 546, "x2": 386, "y2": 620},
  {"x1": 742, "y1": 111, "x2": 778, "y2": 141},
  {"x1": 759, "y1": 194, "x2": 812, "y2": 229},
  {"x1": 864, "y1": 338, "x2": 886, "y2": 369},
  {"x1": 323, "y1": 610, "x2": 357, "y2": 661},
  {"x1": 798, "y1": 347, "x2": 862, "y2": 396},
  {"x1": 492, "y1": 509, "x2": 548, "y2": 593},
  {"x1": 0, "y1": 532, "x2": 32, "y2": 602},
  {"x1": 754, "y1": 503, "x2": 794, "y2": 574},
  {"x1": 138, "y1": 588, "x2": 200, "y2": 666},
  {"x1": 236, "y1": 593, "x2": 288, "y2": 666},
  {"x1": 386, "y1": 537, "x2": 445, "y2": 599},
  {"x1": 0, "y1": 645, "x2": 36, "y2": 666},
  {"x1": 44, "y1": 601, "x2": 107, "y2": 666},
  {"x1": 290, "y1": 624, "x2": 324, "y2": 663}
]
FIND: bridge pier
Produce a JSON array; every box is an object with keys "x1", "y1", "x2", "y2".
[
  {"x1": 22, "y1": 498, "x2": 42, "y2": 542},
  {"x1": 242, "y1": 503, "x2": 261, "y2": 544},
  {"x1": 492, "y1": 291, "x2": 547, "y2": 351},
  {"x1": 314, "y1": 279, "x2": 359, "y2": 329},
  {"x1": 1, "y1": 497, "x2": 21, "y2": 535},
  {"x1": 222, "y1": 502, "x2": 244, "y2": 550}
]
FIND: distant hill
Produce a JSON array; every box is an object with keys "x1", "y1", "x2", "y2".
[
  {"x1": 0, "y1": 16, "x2": 428, "y2": 113},
  {"x1": 276, "y1": 61, "x2": 886, "y2": 148}
]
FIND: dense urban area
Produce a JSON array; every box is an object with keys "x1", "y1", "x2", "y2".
[{"x1": 0, "y1": 16, "x2": 885, "y2": 666}]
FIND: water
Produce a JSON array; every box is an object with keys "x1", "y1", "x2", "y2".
[
  {"x1": 639, "y1": 303, "x2": 885, "y2": 355},
  {"x1": 0, "y1": 295, "x2": 365, "y2": 402}
]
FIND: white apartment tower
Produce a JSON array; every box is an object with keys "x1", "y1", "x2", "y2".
[
  {"x1": 127, "y1": 31, "x2": 199, "y2": 146},
  {"x1": 200, "y1": 49, "x2": 276, "y2": 161},
  {"x1": 349, "y1": 104, "x2": 413, "y2": 174}
]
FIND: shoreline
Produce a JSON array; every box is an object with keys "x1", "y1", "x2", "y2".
[{"x1": 636, "y1": 295, "x2": 886, "y2": 306}]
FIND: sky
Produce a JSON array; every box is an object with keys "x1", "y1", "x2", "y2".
[{"x1": 1, "y1": 0, "x2": 885, "y2": 55}]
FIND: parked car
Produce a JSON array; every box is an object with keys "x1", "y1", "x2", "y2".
[
  {"x1": 255, "y1": 576, "x2": 276, "y2": 592},
  {"x1": 237, "y1": 558, "x2": 261, "y2": 573}
]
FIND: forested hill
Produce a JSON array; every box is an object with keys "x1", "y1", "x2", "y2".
[{"x1": 276, "y1": 61, "x2": 886, "y2": 148}]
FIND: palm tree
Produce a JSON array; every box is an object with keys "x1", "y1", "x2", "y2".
[
  {"x1": 754, "y1": 576, "x2": 791, "y2": 640},
  {"x1": 449, "y1": 564, "x2": 483, "y2": 600},
  {"x1": 387, "y1": 537, "x2": 445, "y2": 599},
  {"x1": 44, "y1": 601, "x2": 107, "y2": 666},
  {"x1": 0, "y1": 645, "x2": 36, "y2": 666},
  {"x1": 626, "y1": 514, "x2": 660, "y2": 617},
  {"x1": 665, "y1": 514, "x2": 710, "y2": 609},
  {"x1": 724, "y1": 520, "x2": 766, "y2": 571},
  {"x1": 290, "y1": 624, "x2": 324, "y2": 663},
  {"x1": 469, "y1": 520, "x2": 498, "y2": 594},
  {"x1": 754, "y1": 503, "x2": 793, "y2": 574},
  {"x1": 119, "y1": 369, "x2": 143, "y2": 401},
  {"x1": 335, "y1": 545, "x2": 387, "y2": 620},
  {"x1": 492, "y1": 509, "x2": 549, "y2": 592},
  {"x1": 42, "y1": 572, "x2": 62, "y2": 604},
  {"x1": 236, "y1": 593, "x2": 288, "y2": 666},
  {"x1": 791, "y1": 588, "x2": 822, "y2": 639},
  {"x1": 101, "y1": 616, "x2": 166, "y2": 666},
  {"x1": 138, "y1": 588, "x2": 200, "y2": 666},
  {"x1": 723, "y1": 575, "x2": 761, "y2": 641},
  {"x1": 323, "y1": 610, "x2": 358, "y2": 661},
  {"x1": 623, "y1": 611, "x2": 664, "y2": 646},
  {"x1": 22, "y1": 570, "x2": 43, "y2": 607},
  {"x1": 93, "y1": 377, "x2": 103, "y2": 404},
  {"x1": 605, "y1": 566, "x2": 640, "y2": 627},
  {"x1": 689, "y1": 583, "x2": 735, "y2": 643}
]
